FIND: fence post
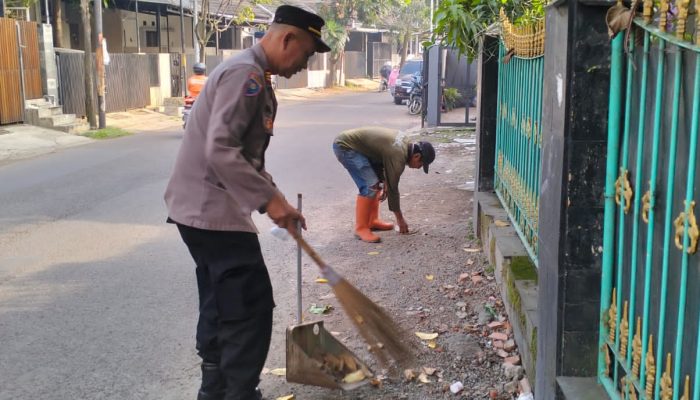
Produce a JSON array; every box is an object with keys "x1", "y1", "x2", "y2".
[
  {"x1": 15, "y1": 21, "x2": 26, "y2": 122},
  {"x1": 536, "y1": 0, "x2": 612, "y2": 398},
  {"x1": 474, "y1": 34, "x2": 499, "y2": 194}
]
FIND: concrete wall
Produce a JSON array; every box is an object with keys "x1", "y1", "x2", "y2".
[{"x1": 149, "y1": 53, "x2": 172, "y2": 106}]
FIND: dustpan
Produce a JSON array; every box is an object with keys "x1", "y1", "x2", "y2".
[{"x1": 284, "y1": 194, "x2": 373, "y2": 390}]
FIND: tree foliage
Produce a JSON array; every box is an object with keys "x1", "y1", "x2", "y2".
[
  {"x1": 195, "y1": 0, "x2": 270, "y2": 62},
  {"x1": 429, "y1": 0, "x2": 544, "y2": 59},
  {"x1": 383, "y1": 0, "x2": 430, "y2": 67}
]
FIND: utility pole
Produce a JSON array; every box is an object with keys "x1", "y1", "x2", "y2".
[
  {"x1": 180, "y1": 0, "x2": 187, "y2": 96},
  {"x1": 94, "y1": 0, "x2": 106, "y2": 128},
  {"x1": 80, "y1": 0, "x2": 96, "y2": 128},
  {"x1": 135, "y1": 0, "x2": 140, "y2": 53},
  {"x1": 192, "y1": 0, "x2": 198, "y2": 62}
]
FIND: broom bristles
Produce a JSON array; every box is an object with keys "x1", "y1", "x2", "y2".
[{"x1": 331, "y1": 277, "x2": 415, "y2": 368}]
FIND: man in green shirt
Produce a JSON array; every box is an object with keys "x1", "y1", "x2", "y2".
[{"x1": 333, "y1": 126, "x2": 436, "y2": 242}]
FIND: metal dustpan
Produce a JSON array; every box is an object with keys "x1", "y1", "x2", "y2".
[
  {"x1": 286, "y1": 321, "x2": 373, "y2": 390},
  {"x1": 284, "y1": 194, "x2": 373, "y2": 390}
]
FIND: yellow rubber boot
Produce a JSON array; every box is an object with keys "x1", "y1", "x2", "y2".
[
  {"x1": 355, "y1": 195, "x2": 381, "y2": 243},
  {"x1": 369, "y1": 195, "x2": 394, "y2": 231}
]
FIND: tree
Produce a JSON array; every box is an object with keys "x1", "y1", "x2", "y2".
[
  {"x1": 194, "y1": 0, "x2": 267, "y2": 62},
  {"x1": 384, "y1": 0, "x2": 429, "y2": 68},
  {"x1": 429, "y1": 0, "x2": 544, "y2": 59},
  {"x1": 322, "y1": 19, "x2": 349, "y2": 86},
  {"x1": 318, "y1": 0, "x2": 405, "y2": 85},
  {"x1": 52, "y1": 0, "x2": 64, "y2": 48}
]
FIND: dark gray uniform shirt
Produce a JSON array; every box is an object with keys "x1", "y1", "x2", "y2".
[{"x1": 165, "y1": 44, "x2": 279, "y2": 232}]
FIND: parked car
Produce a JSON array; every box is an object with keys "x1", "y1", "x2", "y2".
[{"x1": 392, "y1": 59, "x2": 423, "y2": 105}]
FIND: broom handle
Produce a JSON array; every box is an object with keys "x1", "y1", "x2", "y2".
[
  {"x1": 292, "y1": 220, "x2": 341, "y2": 285},
  {"x1": 294, "y1": 235, "x2": 327, "y2": 270}
]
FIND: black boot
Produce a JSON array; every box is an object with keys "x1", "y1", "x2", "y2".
[{"x1": 197, "y1": 362, "x2": 226, "y2": 400}]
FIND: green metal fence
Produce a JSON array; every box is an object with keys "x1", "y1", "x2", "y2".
[
  {"x1": 599, "y1": 1, "x2": 700, "y2": 398},
  {"x1": 494, "y1": 38, "x2": 544, "y2": 266}
]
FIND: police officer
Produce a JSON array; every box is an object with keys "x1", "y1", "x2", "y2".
[{"x1": 164, "y1": 5, "x2": 330, "y2": 400}]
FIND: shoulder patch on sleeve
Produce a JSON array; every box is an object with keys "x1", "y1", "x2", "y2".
[{"x1": 244, "y1": 73, "x2": 263, "y2": 96}]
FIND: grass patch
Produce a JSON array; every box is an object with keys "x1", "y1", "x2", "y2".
[{"x1": 82, "y1": 127, "x2": 132, "y2": 139}]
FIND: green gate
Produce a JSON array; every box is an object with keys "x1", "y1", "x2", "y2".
[
  {"x1": 599, "y1": 0, "x2": 700, "y2": 398},
  {"x1": 494, "y1": 13, "x2": 545, "y2": 265}
]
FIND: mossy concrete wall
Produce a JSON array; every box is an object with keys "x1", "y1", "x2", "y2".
[{"x1": 476, "y1": 192, "x2": 538, "y2": 382}]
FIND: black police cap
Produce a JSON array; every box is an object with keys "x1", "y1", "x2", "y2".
[{"x1": 273, "y1": 5, "x2": 331, "y2": 53}]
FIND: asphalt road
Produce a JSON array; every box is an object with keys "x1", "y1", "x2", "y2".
[{"x1": 0, "y1": 90, "x2": 419, "y2": 400}]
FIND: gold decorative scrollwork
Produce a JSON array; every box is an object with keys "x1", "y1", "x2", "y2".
[
  {"x1": 659, "y1": 0, "x2": 670, "y2": 32},
  {"x1": 696, "y1": 0, "x2": 700, "y2": 45},
  {"x1": 525, "y1": 117, "x2": 532, "y2": 139},
  {"x1": 680, "y1": 375, "x2": 690, "y2": 400},
  {"x1": 614, "y1": 168, "x2": 633, "y2": 214},
  {"x1": 674, "y1": 200, "x2": 699, "y2": 254},
  {"x1": 660, "y1": 353, "x2": 673, "y2": 400},
  {"x1": 609, "y1": 288, "x2": 618, "y2": 343},
  {"x1": 603, "y1": 344, "x2": 611, "y2": 377},
  {"x1": 642, "y1": 190, "x2": 652, "y2": 223},
  {"x1": 646, "y1": 336, "x2": 656, "y2": 399},
  {"x1": 632, "y1": 317, "x2": 642, "y2": 378},
  {"x1": 629, "y1": 379, "x2": 638, "y2": 400},
  {"x1": 643, "y1": 0, "x2": 653, "y2": 23},
  {"x1": 676, "y1": 0, "x2": 690, "y2": 40},
  {"x1": 620, "y1": 301, "x2": 629, "y2": 358}
]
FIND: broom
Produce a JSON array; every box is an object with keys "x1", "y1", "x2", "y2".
[{"x1": 293, "y1": 235, "x2": 415, "y2": 368}]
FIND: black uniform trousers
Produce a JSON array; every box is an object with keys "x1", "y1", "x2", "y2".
[{"x1": 176, "y1": 224, "x2": 275, "y2": 400}]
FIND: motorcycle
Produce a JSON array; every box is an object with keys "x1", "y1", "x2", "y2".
[
  {"x1": 378, "y1": 77, "x2": 388, "y2": 92},
  {"x1": 182, "y1": 96, "x2": 195, "y2": 128},
  {"x1": 407, "y1": 74, "x2": 423, "y2": 115}
]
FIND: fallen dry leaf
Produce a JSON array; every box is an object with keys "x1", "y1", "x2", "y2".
[
  {"x1": 367, "y1": 251, "x2": 380, "y2": 255},
  {"x1": 494, "y1": 220, "x2": 510, "y2": 227},
  {"x1": 427, "y1": 339, "x2": 437, "y2": 349},
  {"x1": 370, "y1": 378, "x2": 383, "y2": 388},
  {"x1": 493, "y1": 340, "x2": 504, "y2": 349},
  {"x1": 276, "y1": 396, "x2": 295, "y2": 400},
  {"x1": 488, "y1": 321, "x2": 505, "y2": 329},
  {"x1": 343, "y1": 370, "x2": 366, "y2": 383},
  {"x1": 269, "y1": 368, "x2": 286, "y2": 376},
  {"x1": 463, "y1": 248, "x2": 480, "y2": 253},
  {"x1": 422, "y1": 367, "x2": 437, "y2": 376},
  {"x1": 341, "y1": 353, "x2": 358, "y2": 372},
  {"x1": 458, "y1": 273, "x2": 470, "y2": 283},
  {"x1": 404, "y1": 369, "x2": 417, "y2": 381},
  {"x1": 471, "y1": 275, "x2": 484, "y2": 284},
  {"x1": 466, "y1": 258, "x2": 475, "y2": 265},
  {"x1": 418, "y1": 372, "x2": 431, "y2": 384},
  {"x1": 489, "y1": 332, "x2": 509, "y2": 341},
  {"x1": 496, "y1": 349, "x2": 509, "y2": 358},
  {"x1": 425, "y1": 274, "x2": 434, "y2": 281},
  {"x1": 315, "y1": 278, "x2": 328, "y2": 284},
  {"x1": 415, "y1": 332, "x2": 439, "y2": 340}
]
